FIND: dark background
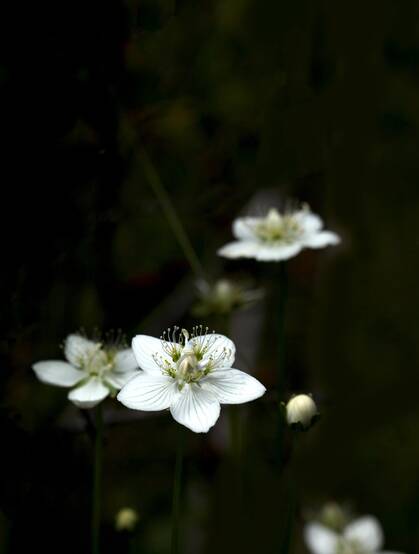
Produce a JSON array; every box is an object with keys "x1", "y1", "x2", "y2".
[{"x1": 1, "y1": 0, "x2": 418, "y2": 552}]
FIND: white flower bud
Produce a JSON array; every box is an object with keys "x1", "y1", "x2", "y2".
[
  {"x1": 286, "y1": 394, "x2": 318, "y2": 429},
  {"x1": 115, "y1": 507, "x2": 139, "y2": 531}
]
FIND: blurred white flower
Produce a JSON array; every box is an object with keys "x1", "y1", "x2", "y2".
[
  {"x1": 286, "y1": 394, "x2": 319, "y2": 429},
  {"x1": 305, "y1": 515, "x2": 404, "y2": 554},
  {"x1": 115, "y1": 507, "x2": 139, "y2": 531},
  {"x1": 192, "y1": 278, "x2": 263, "y2": 316},
  {"x1": 117, "y1": 326, "x2": 266, "y2": 433},
  {"x1": 218, "y1": 206, "x2": 340, "y2": 262},
  {"x1": 33, "y1": 334, "x2": 139, "y2": 409}
]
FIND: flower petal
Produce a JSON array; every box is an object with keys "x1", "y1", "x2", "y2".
[
  {"x1": 201, "y1": 369, "x2": 266, "y2": 404},
  {"x1": 64, "y1": 334, "x2": 99, "y2": 367},
  {"x1": 189, "y1": 333, "x2": 235, "y2": 369},
  {"x1": 117, "y1": 373, "x2": 179, "y2": 411},
  {"x1": 294, "y1": 210, "x2": 323, "y2": 233},
  {"x1": 303, "y1": 231, "x2": 340, "y2": 249},
  {"x1": 304, "y1": 523, "x2": 339, "y2": 554},
  {"x1": 254, "y1": 243, "x2": 302, "y2": 261},
  {"x1": 105, "y1": 370, "x2": 139, "y2": 390},
  {"x1": 33, "y1": 361, "x2": 87, "y2": 388},
  {"x1": 344, "y1": 516, "x2": 384, "y2": 551},
  {"x1": 170, "y1": 384, "x2": 220, "y2": 433},
  {"x1": 68, "y1": 377, "x2": 109, "y2": 408},
  {"x1": 114, "y1": 348, "x2": 138, "y2": 373},
  {"x1": 217, "y1": 240, "x2": 260, "y2": 259},
  {"x1": 232, "y1": 217, "x2": 260, "y2": 240},
  {"x1": 132, "y1": 335, "x2": 176, "y2": 375}
]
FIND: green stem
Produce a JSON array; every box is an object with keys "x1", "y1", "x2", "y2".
[
  {"x1": 277, "y1": 262, "x2": 288, "y2": 395},
  {"x1": 276, "y1": 261, "x2": 288, "y2": 468},
  {"x1": 139, "y1": 148, "x2": 205, "y2": 281},
  {"x1": 92, "y1": 404, "x2": 104, "y2": 554},
  {"x1": 171, "y1": 425, "x2": 185, "y2": 554}
]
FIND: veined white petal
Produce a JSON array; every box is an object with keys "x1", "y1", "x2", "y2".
[
  {"x1": 254, "y1": 243, "x2": 302, "y2": 261},
  {"x1": 132, "y1": 335, "x2": 176, "y2": 375},
  {"x1": 201, "y1": 369, "x2": 266, "y2": 404},
  {"x1": 64, "y1": 334, "x2": 99, "y2": 367},
  {"x1": 105, "y1": 370, "x2": 139, "y2": 390},
  {"x1": 294, "y1": 210, "x2": 323, "y2": 233},
  {"x1": 170, "y1": 384, "x2": 220, "y2": 433},
  {"x1": 304, "y1": 523, "x2": 339, "y2": 554},
  {"x1": 33, "y1": 361, "x2": 87, "y2": 388},
  {"x1": 303, "y1": 231, "x2": 340, "y2": 248},
  {"x1": 68, "y1": 377, "x2": 109, "y2": 408},
  {"x1": 217, "y1": 240, "x2": 260, "y2": 259},
  {"x1": 114, "y1": 348, "x2": 138, "y2": 373},
  {"x1": 344, "y1": 516, "x2": 384, "y2": 551},
  {"x1": 117, "y1": 373, "x2": 179, "y2": 411},
  {"x1": 232, "y1": 217, "x2": 260, "y2": 240},
  {"x1": 189, "y1": 333, "x2": 235, "y2": 369}
]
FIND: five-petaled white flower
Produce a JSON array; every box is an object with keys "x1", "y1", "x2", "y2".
[
  {"x1": 218, "y1": 206, "x2": 340, "y2": 262},
  {"x1": 33, "y1": 334, "x2": 139, "y2": 408},
  {"x1": 305, "y1": 515, "x2": 404, "y2": 554},
  {"x1": 117, "y1": 326, "x2": 266, "y2": 433}
]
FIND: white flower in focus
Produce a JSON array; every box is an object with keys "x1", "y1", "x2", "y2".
[
  {"x1": 305, "y1": 514, "x2": 404, "y2": 554},
  {"x1": 117, "y1": 326, "x2": 266, "y2": 433},
  {"x1": 33, "y1": 334, "x2": 139, "y2": 408},
  {"x1": 115, "y1": 507, "x2": 139, "y2": 531},
  {"x1": 218, "y1": 206, "x2": 340, "y2": 262},
  {"x1": 286, "y1": 394, "x2": 319, "y2": 429},
  {"x1": 192, "y1": 278, "x2": 263, "y2": 316}
]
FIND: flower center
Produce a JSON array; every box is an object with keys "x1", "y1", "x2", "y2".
[
  {"x1": 336, "y1": 539, "x2": 368, "y2": 554},
  {"x1": 176, "y1": 349, "x2": 207, "y2": 385},
  {"x1": 254, "y1": 209, "x2": 302, "y2": 244},
  {"x1": 82, "y1": 344, "x2": 114, "y2": 377}
]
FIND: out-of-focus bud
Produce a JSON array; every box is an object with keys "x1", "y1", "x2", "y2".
[
  {"x1": 285, "y1": 394, "x2": 319, "y2": 430},
  {"x1": 319, "y1": 502, "x2": 348, "y2": 531},
  {"x1": 192, "y1": 278, "x2": 263, "y2": 317},
  {"x1": 115, "y1": 507, "x2": 139, "y2": 532}
]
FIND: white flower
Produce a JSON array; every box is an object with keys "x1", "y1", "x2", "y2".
[
  {"x1": 33, "y1": 334, "x2": 139, "y2": 409},
  {"x1": 117, "y1": 326, "x2": 266, "y2": 433},
  {"x1": 218, "y1": 206, "x2": 340, "y2": 262},
  {"x1": 286, "y1": 394, "x2": 319, "y2": 429},
  {"x1": 192, "y1": 278, "x2": 263, "y2": 316},
  {"x1": 305, "y1": 515, "x2": 404, "y2": 554}
]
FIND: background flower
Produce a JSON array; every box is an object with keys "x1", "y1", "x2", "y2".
[
  {"x1": 33, "y1": 334, "x2": 139, "y2": 408},
  {"x1": 305, "y1": 514, "x2": 404, "y2": 554},
  {"x1": 218, "y1": 206, "x2": 340, "y2": 261}
]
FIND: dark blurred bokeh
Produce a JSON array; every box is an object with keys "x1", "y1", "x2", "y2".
[{"x1": 1, "y1": 0, "x2": 419, "y2": 552}]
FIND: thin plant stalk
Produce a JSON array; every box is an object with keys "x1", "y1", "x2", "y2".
[
  {"x1": 92, "y1": 404, "x2": 104, "y2": 554},
  {"x1": 139, "y1": 148, "x2": 205, "y2": 281},
  {"x1": 171, "y1": 424, "x2": 185, "y2": 554},
  {"x1": 276, "y1": 261, "x2": 288, "y2": 467}
]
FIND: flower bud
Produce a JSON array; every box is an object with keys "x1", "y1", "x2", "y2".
[
  {"x1": 285, "y1": 394, "x2": 319, "y2": 430},
  {"x1": 319, "y1": 502, "x2": 348, "y2": 531},
  {"x1": 192, "y1": 278, "x2": 263, "y2": 316},
  {"x1": 115, "y1": 507, "x2": 139, "y2": 532}
]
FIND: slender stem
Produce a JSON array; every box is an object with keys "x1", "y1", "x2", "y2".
[
  {"x1": 139, "y1": 148, "x2": 206, "y2": 281},
  {"x1": 171, "y1": 424, "x2": 185, "y2": 554},
  {"x1": 92, "y1": 404, "x2": 104, "y2": 554},
  {"x1": 276, "y1": 261, "x2": 288, "y2": 468},
  {"x1": 277, "y1": 262, "x2": 288, "y2": 395}
]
